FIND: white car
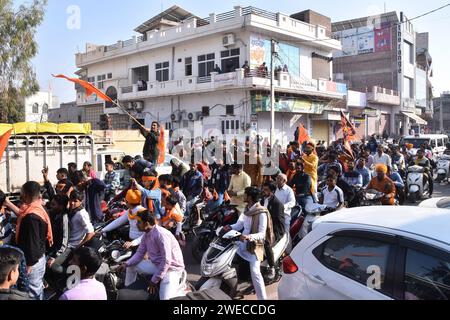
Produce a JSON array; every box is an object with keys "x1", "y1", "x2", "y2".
[
  {"x1": 419, "y1": 197, "x2": 450, "y2": 209},
  {"x1": 278, "y1": 206, "x2": 450, "y2": 300}
]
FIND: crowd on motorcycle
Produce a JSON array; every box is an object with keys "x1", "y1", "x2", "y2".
[{"x1": 1, "y1": 121, "x2": 450, "y2": 301}]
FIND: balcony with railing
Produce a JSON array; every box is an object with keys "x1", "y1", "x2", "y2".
[
  {"x1": 76, "y1": 6, "x2": 340, "y2": 67},
  {"x1": 366, "y1": 86, "x2": 400, "y2": 106},
  {"x1": 118, "y1": 69, "x2": 346, "y2": 101}
]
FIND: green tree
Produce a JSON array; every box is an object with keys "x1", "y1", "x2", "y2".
[{"x1": 0, "y1": 0, "x2": 47, "y2": 123}]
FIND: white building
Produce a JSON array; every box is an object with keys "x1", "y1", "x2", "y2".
[
  {"x1": 75, "y1": 6, "x2": 347, "y2": 147},
  {"x1": 24, "y1": 91, "x2": 58, "y2": 123}
]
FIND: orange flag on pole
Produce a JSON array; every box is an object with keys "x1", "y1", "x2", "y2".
[
  {"x1": 0, "y1": 129, "x2": 12, "y2": 161},
  {"x1": 52, "y1": 74, "x2": 113, "y2": 103},
  {"x1": 340, "y1": 111, "x2": 356, "y2": 160},
  {"x1": 340, "y1": 110, "x2": 358, "y2": 142},
  {"x1": 157, "y1": 126, "x2": 166, "y2": 165},
  {"x1": 297, "y1": 124, "x2": 311, "y2": 145}
]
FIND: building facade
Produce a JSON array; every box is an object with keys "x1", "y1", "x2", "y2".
[
  {"x1": 332, "y1": 11, "x2": 430, "y2": 137},
  {"x1": 74, "y1": 5, "x2": 347, "y2": 147},
  {"x1": 23, "y1": 91, "x2": 58, "y2": 123},
  {"x1": 433, "y1": 92, "x2": 450, "y2": 134},
  {"x1": 48, "y1": 101, "x2": 85, "y2": 123}
]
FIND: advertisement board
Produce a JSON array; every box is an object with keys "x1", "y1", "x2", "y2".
[
  {"x1": 374, "y1": 22, "x2": 392, "y2": 52},
  {"x1": 251, "y1": 95, "x2": 326, "y2": 114},
  {"x1": 357, "y1": 26, "x2": 375, "y2": 54},
  {"x1": 250, "y1": 35, "x2": 300, "y2": 76}
]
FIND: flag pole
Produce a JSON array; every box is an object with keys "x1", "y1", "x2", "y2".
[{"x1": 110, "y1": 99, "x2": 147, "y2": 131}]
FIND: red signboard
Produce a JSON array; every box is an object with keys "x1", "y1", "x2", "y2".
[{"x1": 374, "y1": 23, "x2": 392, "y2": 52}]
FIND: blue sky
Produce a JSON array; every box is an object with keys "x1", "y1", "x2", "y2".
[{"x1": 25, "y1": 0, "x2": 450, "y2": 103}]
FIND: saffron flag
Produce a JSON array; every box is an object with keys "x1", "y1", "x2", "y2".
[
  {"x1": 0, "y1": 129, "x2": 12, "y2": 160},
  {"x1": 340, "y1": 111, "x2": 357, "y2": 160},
  {"x1": 297, "y1": 124, "x2": 311, "y2": 145},
  {"x1": 340, "y1": 110, "x2": 358, "y2": 142},
  {"x1": 157, "y1": 126, "x2": 166, "y2": 165},
  {"x1": 52, "y1": 74, "x2": 113, "y2": 103}
]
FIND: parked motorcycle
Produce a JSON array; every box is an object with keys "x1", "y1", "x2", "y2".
[
  {"x1": 191, "y1": 203, "x2": 240, "y2": 263},
  {"x1": 436, "y1": 154, "x2": 450, "y2": 183},
  {"x1": 195, "y1": 228, "x2": 289, "y2": 299}
]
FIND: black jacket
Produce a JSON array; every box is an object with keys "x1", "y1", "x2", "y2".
[
  {"x1": 47, "y1": 211, "x2": 69, "y2": 259},
  {"x1": 261, "y1": 196, "x2": 285, "y2": 242},
  {"x1": 0, "y1": 289, "x2": 32, "y2": 300},
  {"x1": 140, "y1": 127, "x2": 160, "y2": 163},
  {"x1": 17, "y1": 214, "x2": 48, "y2": 267}
]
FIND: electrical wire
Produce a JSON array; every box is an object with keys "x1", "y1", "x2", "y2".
[{"x1": 272, "y1": 3, "x2": 450, "y2": 45}]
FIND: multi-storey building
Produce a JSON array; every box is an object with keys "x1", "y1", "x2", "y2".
[
  {"x1": 74, "y1": 5, "x2": 347, "y2": 147},
  {"x1": 433, "y1": 92, "x2": 450, "y2": 134},
  {"x1": 332, "y1": 11, "x2": 430, "y2": 137}
]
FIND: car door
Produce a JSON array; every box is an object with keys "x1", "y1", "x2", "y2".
[
  {"x1": 302, "y1": 230, "x2": 396, "y2": 300},
  {"x1": 394, "y1": 238, "x2": 450, "y2": 300}
]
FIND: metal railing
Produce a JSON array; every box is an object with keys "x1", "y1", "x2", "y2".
[
  {"x1": 244, "y1": 69, "x2": 270, "y2": 79},
  {"x1": 123, "y1": 38, "x2": 135, "y2": 47},
  {"x1": 216, "y1": 10, "x2": 236, "y2": 22},
  {"x1": 197, "y1": 76, "x2": 212, "y2": 84},
  {"x1": 242, "y1": 6, "x2": 278, "y2": 21},
  {"x1": 105, "y1": 43, "x2": 119, "y2": 52}
]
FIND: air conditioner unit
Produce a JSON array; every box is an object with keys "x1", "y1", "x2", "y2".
[
  {"x1": 187, "y1": 112, "x2": 195, "y2": 121},
  {"x1": 222, "y1": 34, "x2": 235, "y2": 47},
  {"x1": 171, "y1": 111, "x2": 181, "y2": 122},
  {"x1": 196, "y1": 112, "x2": 203, "y2": 121}
]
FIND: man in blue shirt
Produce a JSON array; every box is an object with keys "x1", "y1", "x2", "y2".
[
  {"x1": 181, "y1": 163, "x2": 204, "y2": 216},
  {"x1": 342, "y1": 161, "x2": 363, "y2": 188},
  {"x1": 356, "y1": 158, "x2": 371, "y2": 187}
]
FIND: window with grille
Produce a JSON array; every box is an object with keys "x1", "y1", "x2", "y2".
[
  {"x1": 185, "y1": 57, "x2": 192, "y2": 76},
  {"x1": 221, "y1": 48, "x2": 240, "y2": 73},
  {"x1": 32, "y1": 103, "x2": 39, "y2": 114},
  {"x1": 156, "y1": 62, "x2": 169, "y2": 82},
  {"x1": 198, "y1": 53, "x2": 215, "y2": 77},
  {"x1": 226, "y1": 105, "x2": 234, "y2": 115},
  {"x1": 221, "y1": 120, "x2": 240, "y2": 135}
]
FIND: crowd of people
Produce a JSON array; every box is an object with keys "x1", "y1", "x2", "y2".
[{"x1": 1, "y1": 122, "x2": 446, "y2": 301}]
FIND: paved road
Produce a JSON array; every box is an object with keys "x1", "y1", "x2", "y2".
[{"x1": 183, "y1": 181, "x2": 450, "y2": 300}]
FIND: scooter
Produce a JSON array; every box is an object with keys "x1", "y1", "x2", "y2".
[
  {"x1": 436, "y1": 154, "x2": 450, "y2": 183},
  {"x1": 407, "y1": 165, "x2": 431, "y2": 203},
  {"x1": 359, "y1": 189, "x2": 386, "y2": 207},
  {"x1": 195, "y1": 228, "x2": 289, "y2": 299},
  {"x1": 191, "y1": 204, "x2": 240, "y2": 263},
  {"x1": 297, "y1": 203, "x2": 335, "y2": 241}
]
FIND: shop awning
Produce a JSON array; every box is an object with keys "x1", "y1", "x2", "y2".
[{"x1": 401, "y1": 112, "x2": 428, "y2": 125}]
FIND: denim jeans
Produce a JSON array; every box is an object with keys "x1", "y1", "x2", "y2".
[
  {"x1": 297, "y1": 195, "x2": 314, "y2": 213},
  {"x1": 28, "y1": 255, "x2": 46, "y2": 300}
]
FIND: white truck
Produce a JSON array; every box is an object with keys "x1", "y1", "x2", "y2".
[{"x1": 0, "y1": 132, "x2": 126, "y2": 197}]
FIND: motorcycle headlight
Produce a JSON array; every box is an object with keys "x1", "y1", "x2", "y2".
[{"x1": 202, "y1": 264, "x2": 214, "y2": 277}]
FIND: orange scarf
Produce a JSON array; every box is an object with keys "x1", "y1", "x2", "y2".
[
  {"x1": 16, "y1": 201, "x2": 53, "y2": 247},
  {"x1": 142, "y1": 176, "x2": 160, "y2": 213}
]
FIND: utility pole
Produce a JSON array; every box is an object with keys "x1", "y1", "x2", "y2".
[{"x1": 270, "y1": 39, "x2": 278, "y2": 148}]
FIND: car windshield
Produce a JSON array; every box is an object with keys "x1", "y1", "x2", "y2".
[
  {"x1": 402, "y1": 138, "x2": 430, "y2": 149},
  {"x1": 437, "y1": 198, "x2": 450, "y2": 209}
]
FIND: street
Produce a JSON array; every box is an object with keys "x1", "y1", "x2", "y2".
[{"x1": 183, "y1": 181, "x2": 450, "y2": 300}]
